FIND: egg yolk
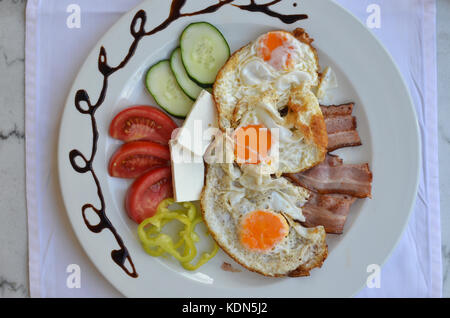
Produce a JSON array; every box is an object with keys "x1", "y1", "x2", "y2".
[
  {"x1": 257, "y1": 31, "x2": 295, "y2": 71},
  {"x1": 234, "y1": 124, "x2": 272, "y2": 164},
  {"x1": 239, "y1": 210, "x2": 289, "y2": 252}
]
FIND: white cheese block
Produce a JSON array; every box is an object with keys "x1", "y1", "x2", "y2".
[
  {"x1": 172, "y1": 90, "x2": 218, "y2": 157},
  {"x1": 169, "y1": 141, "x2": 205, "y2": 202}
]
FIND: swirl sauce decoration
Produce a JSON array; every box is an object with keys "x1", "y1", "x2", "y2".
[{"x1": 69, "y1": 0, "x2": 307, "y2": 278}]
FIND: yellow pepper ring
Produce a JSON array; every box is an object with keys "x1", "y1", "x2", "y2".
[
  {"x1": 181, "y1": 217, "x2": 219, "y2": 271},
  {"x1": 137, "y1": 199, "x2": 218, "y2": 270}
]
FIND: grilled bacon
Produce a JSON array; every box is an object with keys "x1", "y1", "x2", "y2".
[
  {"x1": 301, "y1": 192, "x2": 357, "y2": 234},
  {"x1": 287, "y1": 154, "x2": 372, "y2": 198},
  {"x1": 320, "y1": 103, "x2": 362, "y2": 151}
]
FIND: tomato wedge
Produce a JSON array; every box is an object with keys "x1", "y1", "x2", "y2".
[
  {"x1": 108, "y1": 141, "x2": 170, "y2": 179},
  {"x1": 109, "y1": 106, "x2": 178, "y2": 144},
  {"x1": 125, "y1": 167, "x2": 173, "y2": 223}
]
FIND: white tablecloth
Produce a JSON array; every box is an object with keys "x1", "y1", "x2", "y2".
[{"x1": 25, "y1": 0, "x2": 441, "y2": 297}]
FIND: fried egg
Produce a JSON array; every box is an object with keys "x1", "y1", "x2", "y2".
[
  {"x1": 231, "y1": 84, "x2": 328, "y2": 177},
  {"x1": 213, "y1": 29, "x2": 327, "y2": 176},
  {"x1": 214, "y1": 29, "x2": 320, "y2": 127},
  {"x1": 200, "y1": 156, "x2": 328, "y2": 277}
]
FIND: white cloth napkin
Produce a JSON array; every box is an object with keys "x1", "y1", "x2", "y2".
[{"x1": 25, "y1": 0, "x2": 441, "y2": 297}]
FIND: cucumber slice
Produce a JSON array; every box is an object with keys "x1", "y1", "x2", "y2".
[
  {"x1": 145, "y1": 60, "x2": 193, "y2": 118},
  {"x1": 180, "y1": 22, "x2": 230, "y2": 86},
  {"x1": 170, "y1": 47, "x2": 203, "y2": 100}
]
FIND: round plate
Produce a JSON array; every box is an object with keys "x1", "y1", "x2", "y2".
[{"x1": 58, "y1": 0, "x2": 420, "y2": 297}]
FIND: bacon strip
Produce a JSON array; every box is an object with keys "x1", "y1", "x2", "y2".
[
  {"x1": 320, "y1": 103, "x2": 354, "y2": 117},
  {"x1": 287, "y1": 154, "x2": 372, "y2": 198},
  {"x1": 325, "y1": 116, "x2": 357, "y2": 134},
  {"x1": 289, "y1": 154, "x2": 371, "y2": 233},
  {"x1": 301, "y1": 192, "x2": 357, "y2": 234},
  {"x1": 321, "y1": 103, "x2": 362, "y2": 151},
  {"x1": 327, "y1": 130, "x2": 362, "y2": 152}
]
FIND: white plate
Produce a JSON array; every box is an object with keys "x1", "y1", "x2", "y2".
[{"x1": 58, "y1": 0, "x2": 420, "y2": 297}]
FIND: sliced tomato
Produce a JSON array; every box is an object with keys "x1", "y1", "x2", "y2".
[
  {"x1": 109, "y1": 106, "x2": 178, "y2": 144},
  {"x1": 125, "y1": 167, "x2": 173, "y2": 223},
  {"x1": 108, "y1": 141, "x2": 170, "y2": 179}
]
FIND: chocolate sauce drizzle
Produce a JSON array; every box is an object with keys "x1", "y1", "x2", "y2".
[
  {"x1": 233, "y1": 0, "x2": 307, "y2": 23},
  {"x1": 69, "y1": 0, "x2": 308, "y2": 278}
]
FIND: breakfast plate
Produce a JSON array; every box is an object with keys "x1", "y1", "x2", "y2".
[{"x1": 58, "y1": 0, "x2": 420, "y2": 297}]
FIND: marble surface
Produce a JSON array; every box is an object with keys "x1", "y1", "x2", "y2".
[
  {"x1": 0, "y1": 0, "x2": 448, "y2": 297},
  {"x1": 0, "y1": 0, "x2": 28, "y2": 298}
]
